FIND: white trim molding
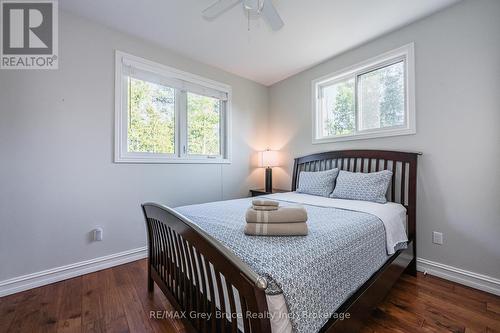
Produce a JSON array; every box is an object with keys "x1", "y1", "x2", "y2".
[
  {"x1": 2, "y1": 251, "x2": 499, "y2": 298},
  {"x1": 417, "y1": 257, "x2": 500, "y2": 296},
  {"x1": 311, "y1": 43, "x2": 416, "y2": 144},
  {"x1": 0, "y1": 247, "x2": 147, "y2": 297},
  {"x1": 114, "y1": 50, "x2": 232, "y2": 164}
]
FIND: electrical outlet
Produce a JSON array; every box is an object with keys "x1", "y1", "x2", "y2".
[
  {"x1": 93, "y1": 227, "x2": 103, "y2": 241},
  {"x1": 432, "y1": 231, "x2": 443, "y2": 245}
]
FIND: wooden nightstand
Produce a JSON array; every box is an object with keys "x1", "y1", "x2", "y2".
[{"x1": 250, "y1": 188, "x2": 288, "y2": 197}]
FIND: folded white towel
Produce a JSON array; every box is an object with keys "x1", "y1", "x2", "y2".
[
  {"x1": 252, "y1": 199, "x2": 279, "y2": 207},
  {"x1": 246, "y1": 206, "x2": 308, "y2": 223},
  {"x1": 252, "y1": 205, "x2": 279, "y2": 211}
]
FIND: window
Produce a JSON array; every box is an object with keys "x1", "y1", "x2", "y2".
[
  {"x1": 187, "y1": 92, "x2": 222, "y2": 156},
  {"x1": 115, "y1": 51, "x2": 231, "y2": 163},
  {"x1": 128, "y1": 77, "x2": 176, "y2": 155},
  {"x1": 313, "y1": 44, "x2": 415, "y2": 143}
]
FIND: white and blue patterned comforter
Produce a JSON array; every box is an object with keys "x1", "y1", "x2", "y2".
[{"x1": 175, "y1": 195, "x2": 400, "y2": 333}]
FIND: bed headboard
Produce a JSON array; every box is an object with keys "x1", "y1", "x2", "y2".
[{"x1": 291, "y1": 150, "x2": 420, "y2": 242}]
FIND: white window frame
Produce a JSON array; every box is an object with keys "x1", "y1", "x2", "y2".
[
  {"x1": 312, "y1": 43, "x2": 416, "y2": 144},
  {"x1": 114, "y1": 51, "x2": 232, "y2": 164}
]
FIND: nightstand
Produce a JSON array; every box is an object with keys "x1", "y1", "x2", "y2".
[{"x1": 250, "y1": 188, "x2": 288, "y2": 197}]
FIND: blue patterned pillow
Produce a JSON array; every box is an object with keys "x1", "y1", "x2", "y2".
[
  {"x1": 330, "y1": 170, "x2": 392, "y2": 203},
  {"x1": 296, "y1": 168, "x2": 339, "y2": 197}
]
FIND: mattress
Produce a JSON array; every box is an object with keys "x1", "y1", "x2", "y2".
[{"x1": 174, "y1": 192, "x2": 407, "y2": 333}]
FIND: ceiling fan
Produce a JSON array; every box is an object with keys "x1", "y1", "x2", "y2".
[{"x1": 202, "y1": 0, "x2": 284, "y2": 31}]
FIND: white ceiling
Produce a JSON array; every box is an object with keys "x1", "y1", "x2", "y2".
[{"x1": 60, "y1": 0, "x2": 460, "y2": 86}]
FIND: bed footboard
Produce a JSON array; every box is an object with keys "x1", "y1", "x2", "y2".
[{"x1": 142, "y1": 203, "x2": 271, "y2": 333}]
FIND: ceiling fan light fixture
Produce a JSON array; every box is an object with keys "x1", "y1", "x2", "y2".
[
  {"x1": 243, "y1": 0, "x2": 264, "y2": 14},
  {"x1": 202, "y1": 0, "x2": 284, "y2": 31}
]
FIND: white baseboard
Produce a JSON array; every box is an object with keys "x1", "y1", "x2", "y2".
[
  {"x1": 417, "y1": 257, "x2": 500, "y2": 296},
  {"x1": 0, "y1": 247, "x2": 147, "y2": 298},
  {"x1": 1, "y1": 250, "x2": 499, "y2": 298}
]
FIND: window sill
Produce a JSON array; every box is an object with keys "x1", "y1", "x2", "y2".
[
  {"x1": 114, "y1": 156, "x2": 231, "y2": 164},
  {"x1": 313, "y1": 128, "x2": 416, "y2": 144}
]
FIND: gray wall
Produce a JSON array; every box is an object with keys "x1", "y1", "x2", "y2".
[
  {"x1": 269, "y1": 0, "x2": 500, "y2": 279},
  {"x1": 1, "y1": 0, "x2": 499, "y2": 285},
  {"x1": 0, "y1": 12, "x2": 269, "y2": 281}
]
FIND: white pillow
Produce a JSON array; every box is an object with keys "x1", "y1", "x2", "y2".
[
  {"x1": 296, "y1": 168, "x2": 339, "y2": 197},
  {"x1": 330, "y1": 170, "x2": 392, "y2": 203}
]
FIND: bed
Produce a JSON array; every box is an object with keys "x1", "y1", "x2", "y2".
[{"x1": 142, "y1": 150, "x2": 419, "y2": 333}]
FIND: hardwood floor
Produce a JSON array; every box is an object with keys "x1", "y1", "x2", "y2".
[{"x1": 1, "y1": 259, "x2": 499, "y2": 333}]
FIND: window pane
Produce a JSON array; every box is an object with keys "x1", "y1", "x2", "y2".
[
  {"x1": 127, "y1": 77, "x2": 175, "y2": 154},
  {"x1": 321, "y1": 78, "x2": 355, "y2": 137},
  {"x1": 358, "y1": 61, "x2": 405, "y2": 131},
  {"x1": 187, "y1": 93, "x2": 221, "y2": 156}
]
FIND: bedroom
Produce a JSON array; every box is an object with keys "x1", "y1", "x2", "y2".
[{"x1": 0, "y1": 0, "x2": 499, "y2": 332}]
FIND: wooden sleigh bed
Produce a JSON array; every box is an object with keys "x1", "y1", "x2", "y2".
[{"x1": 142, "y1": 150, "x2": 420, "y2": 333}]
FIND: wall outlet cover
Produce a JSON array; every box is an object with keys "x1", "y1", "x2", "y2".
[
  {"x1": 93, "y1": 227, "x2": 103, "y2": 241},
  {"x1": 433, "y1": 231, "x2": 443, "y2": 245}
]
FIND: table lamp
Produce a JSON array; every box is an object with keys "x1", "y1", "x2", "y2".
[{"x1": 260, "y1": 149, "x2": 279, "y2": 192}]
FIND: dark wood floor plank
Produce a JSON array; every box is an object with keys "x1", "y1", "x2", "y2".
[
  {"x1": 97, "y1": 269, "x2": 130, "y2": 333},
  {"x1": 390, "y1": 287, "x2": 472, "y2": 330},
  {"x1": 100, "y1": 268, "x2": 130, "y2": 333},
  {"x1": 56, "y1": 277, "x2": 83, "y2": 333},
  {"x1": 0, "y1": 289, "x2": 29, "y2": 332},
  {"x1": 386, "y1": 293, "x2": 468, "y2": 333},
  {"x1": 370, "y1": 307, "x2": 424, "y2": 333},
  {"x1": 39, "y1": 280, "x2": 64, "y2": 333},
  {"x1": 487, "y1": 301, "x2": 500, "y2": 316},
  {"x1": 81, "y1": 271, "x2": 105, "y2": 333},
  {"x1": 376, "y1": 301, "x2": 426, "y2": 328},
  {"x1": 127, "y1": 260, "x2": 187, "y2": 333},
  {"x1": 397, "y1": 276, "x2": 488, "y2": 314},
  {"x1": 389, "y1": 284, "x2": 489, "y2": 332},
  {"x1": 4, "y1": 288, "x2": 42, "y2": 333},
  {"x1": 419, "y1": 320, "x2": 454, "y2": 333},
  {"x1": 453, "y1": 283, "x2": 500, "y2": 305},
  {"x1": 362, "y1": 317, "x2": 408, "y2": 333},
  {"x1": 113, "y1": 264, "x2": 155, "y2": 333},
  {"x1": 1, "y1": 261, "x2": 499, "y2": 333},
  {"x1": 394, "y1": 278, "x2": 500, "y2": 331}
]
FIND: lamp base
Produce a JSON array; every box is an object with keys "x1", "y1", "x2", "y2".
[{"x1": 265, "y1": 167, "x2": 272, "y2": 193}]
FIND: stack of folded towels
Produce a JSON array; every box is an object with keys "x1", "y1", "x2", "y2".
[{"x1": 244, "y1": 199, "x2": 308, "y2": 236}]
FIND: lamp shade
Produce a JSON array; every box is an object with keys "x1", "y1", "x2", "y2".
[{"x1": 260, "y1": 150, "x2": 279, "y2": 168}]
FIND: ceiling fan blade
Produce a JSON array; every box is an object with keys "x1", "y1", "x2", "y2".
[
  {"x1": 261, "y1": 0, "x2": 284, "y2": 30},
  {"x1": 202, "y1": 0, "x2": 242, "y2": 20}
]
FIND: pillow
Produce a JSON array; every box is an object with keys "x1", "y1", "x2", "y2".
[
  {"x1": 330, "y1": 170, "x2": 392, "y2": 203},
  {"x1": 296, "y1": 168, "x2": 339, "y2": 197}
]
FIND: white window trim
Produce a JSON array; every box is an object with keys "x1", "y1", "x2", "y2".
[
  {"x1": 114, "y1": 50, "x2": 232, "y2": 164},
  {"x1": 312, "y1": 43, "x2": 416, "y2": 144}
]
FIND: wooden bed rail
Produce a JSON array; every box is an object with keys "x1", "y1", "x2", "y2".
[{"x1": 142, "y1": 203, "x2": 271, "y2": 333}]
